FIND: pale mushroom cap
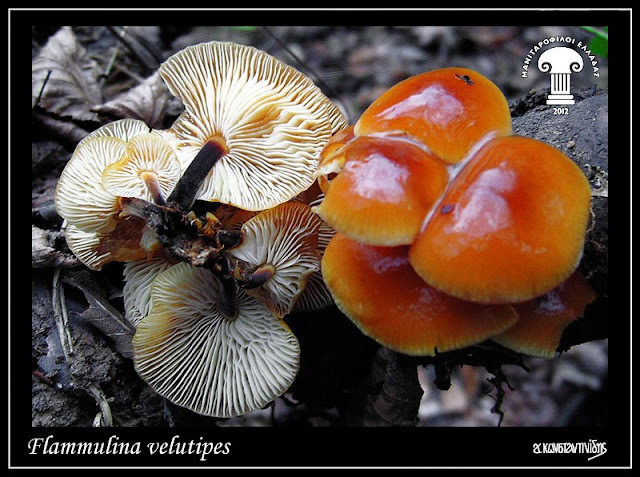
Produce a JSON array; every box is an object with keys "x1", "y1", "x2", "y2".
[
  {"x1": 229, "y1": 202, "x2": 322, "y2": 318},
  {"x1": 63, "y1": 223, "x2": 110, "y2": 270},
  {"x1": 158, "y1": 41, "x2": 347, "y2": 211},
  {"x1": 291, "y1": 268, "x2": 335, "y2": 313},
  {"x1": 64, "y1": 217, "x2": 148, "y2": 270},
  {"x1": 101, "y1": 132, "x2": 182, "y2": 202},
  {"x1": 133, "y1": 262, "x2": 300, "y2": 418},
  {"x1": 56, "y1": 119, "x2": 153, "y2": 234},
  {"x1": 123, "y1": 252, "x2": 176, "y2": 327},
  {"x1": 55, "y1": 136, "x2": 127, "y2": 233},
  {"x1": 293, "y1": 219, "x2": 336, "y2": 313},
  {"x1": 80, "y1": 118, "x2": 151, "y2": 146}
]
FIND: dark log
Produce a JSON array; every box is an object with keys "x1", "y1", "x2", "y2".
[{"x1": 511, "y1": 89, "x2": 609, "y2": 352}]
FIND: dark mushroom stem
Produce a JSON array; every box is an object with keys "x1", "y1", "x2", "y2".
[
  {"x1": 140, "y1": 171, "x2": 167, "y2": 206},
  {"x1": 240, "y1": 264, "x2": 275, "y2": 289},
  {"x1": 216, "y1": 256, "x2": 238, "y2": 320},
  {"x1": 167, "y1": 138, "x2": 228, "y2": 211}
]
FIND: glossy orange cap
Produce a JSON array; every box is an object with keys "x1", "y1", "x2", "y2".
[
  {"x1": 354, "y1": 67, "x2": 512, "y2": 164},
  {"x1": 322, "y1": 233, "x2": 519, "y2": 356},
  {"x1": 315, "y1": 136, "x2": 449, "y2": 246},
  {"x1": 492, "y1": 271, "x2": 596, "y2": 358},
  {"x1": 316, "y1": 125, "x2": 355, "y2": 194},
  {"x1": 409, "y1": 136, "x2": 592, "y2": 304}
]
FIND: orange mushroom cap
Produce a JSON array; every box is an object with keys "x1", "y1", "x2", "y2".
[
  {"x1": 315, "y1": 124, "x2": 356, "y2": 193},
  {"x1": 492, "y1": 270, "x2": 597, "y2": 358},
  {"x1": 314, "y1": 136, "x2": 449, "y2": 246},
  {"x1": 409, "y1": 136, "x2": 591, "y2": 304},
  {"x1": 319, "y1": 124, "x2": 356, "y2": 167},
  {"x1": 322, "y1": 233, "x2": 518, "y2": 356},
  {"x1": 354, "y1": 67, "x2": 512, "y2": 164}
]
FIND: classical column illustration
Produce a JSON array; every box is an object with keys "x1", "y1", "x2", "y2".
[{"x1": 538, "y1": 47, "x2": 584, "y2": 105}]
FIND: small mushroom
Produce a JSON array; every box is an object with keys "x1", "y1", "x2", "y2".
[
  {"x1": 229, "y1": 202, "x2": 322, "y2": 318},
  {"x1": 216, "y1": 205, "x2": 258, "y2": 234},
  {"x1": 492, "y1": 270, "x2": 597, "y2": 358},
  {"x1": 158, "y1": 41, "x2": 348, "y2": 212},
  {"x1": 133, "y1": 262, "x2": 300, "y2": 418},
  {"x1": 409, "y1": 136, "x2": 591, "y2": 304},
  {"x1": 101, "y1": 132, "x2": 181, "y2": 206},
  {"x1": 315, "y1": 135, "x2": 449, "y2": 246},
  {"x1": 322, "y1": 233, "x2": 519, "y2": 356},
  {"x1": 353, "y1": 67, "x2": 512, "y2": 164},
  {"x1": 55, "y1": 134, "x2": 129, "y2": 234},
  {"x1": 55, "y1": 119, "x2": 157, "y2": 233},
  {"x1": 55, "y1": 119, "x2": 178, "y2": 269}
]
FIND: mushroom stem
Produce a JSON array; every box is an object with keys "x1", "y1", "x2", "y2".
[
  {"x1": 216, "y1": 256, "x2": 238, "y2": 320},
  {"x1": 168, "y1": 138, "x2": 228, "y2": 211},
  {"x1": 140, "y1": 171, "x2": 167, "y2": 206},
  {"x1": 217, "y1": 229, "x2": 242, "y2": 249},
  {"x1": 241, "y1": 264, "x2": 276, "y2": 289}
]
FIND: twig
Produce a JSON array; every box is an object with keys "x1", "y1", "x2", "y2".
[
  {"x1": 86, "y1": 385, "x2": 114, "y2": 427},
  {"x1": 106, "y1": 26, "x2": 161, "y2": 72},
  {"x1": 33, "y1": 69, "x2": 52, "y2": 110},
  {"x1": 485, "y1": 367, "x2": 514, "y2": 427},
  {"x1": 32, "y1": 370, "x2": 55, "y2": 387},
  {"x1": 52, "y1": 267, "x2": 74, "y2": 361},
  {"x1": 99, "y1": 44, "x2": 120, "y2": 90}
]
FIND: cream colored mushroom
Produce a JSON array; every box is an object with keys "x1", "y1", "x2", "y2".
[
  {"x1": 292, "y1": 215, "x2": 336, "y2": 313},
  {"x1": 102, "y1": 133, "x2": 181, "y2": 205},
  {"x1": 158, "y1": 40, "x2": 348, "y2": 211},
  {"x1": 56, "y1": 119, "x2": 174, "y2": 233},
  {"x1": 132, "y1": 262, "x2": 300, "y2": 418},
  {"x1": 122, "y1": 251, "x2": 176, "y2": 327},
  {"x1": 228, "y1": 201, "x2": 322, "y2": 318},
  {"x1": 55, "y1": 119, "x2": 183, "y2": 269},
  {"x1": 55, "y1": 134, "x2": 129, "y2": 234},
  {"x1": 80, "y1": 117, "x2": 151, "y2": 145},
  {"x1": 62, "y1": 219, "x2": 152, "y2": 271}
]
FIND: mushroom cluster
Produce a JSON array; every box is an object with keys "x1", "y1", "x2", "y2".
[
  {"x1": 55, "y1": 41, "x2": 347, "y2": 418},
  {"x1": 315, "y1": 67, "x2": 596, "y2": 359}
]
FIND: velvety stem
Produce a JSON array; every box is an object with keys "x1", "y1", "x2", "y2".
[
  {"x1": 140, "y1": 171, "x2": 166, "y2": 206},
  {"x1": 217, "y1": 256, "x2": 238, "y2": 320},
  {"x1": 168, "y1": 139, "x2": 227, "y2": 211}
]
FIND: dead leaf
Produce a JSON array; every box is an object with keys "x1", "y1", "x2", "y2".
[
  {"x1": 32, "y1": 26, "x2": 102, "y2": 122},
  {"x1": 62, "y1": 269, "x2": 136, "y2": 359},
  {"x1": 93, "y1": 72, "x2": 171, "y2": 129},
  {"x1": 32, "y1": 225, "x2": 79, "y2": 268}
]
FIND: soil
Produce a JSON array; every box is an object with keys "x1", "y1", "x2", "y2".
[{"x1": 29, "y1": 24, "x2": 609, "y2": 430}]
